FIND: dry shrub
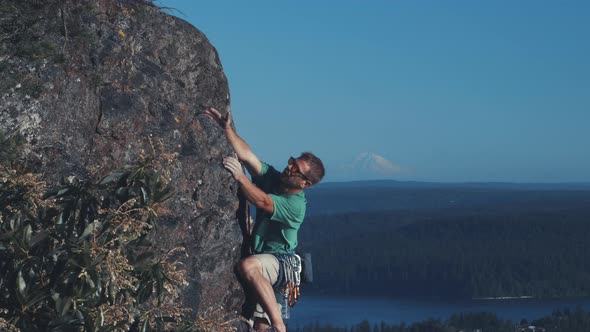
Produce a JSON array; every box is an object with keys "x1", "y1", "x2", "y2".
[{"x1": 0, "y1": 136, "x2": 194, "y2": 331}]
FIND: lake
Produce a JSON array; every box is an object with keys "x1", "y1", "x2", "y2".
[{"x1": 287, "y1": 295, "x2": 590, "y2": 328}]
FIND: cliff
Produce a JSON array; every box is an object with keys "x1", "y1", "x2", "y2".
[{"x1": 1, "y1": 0, "x2": 243, "y2": 327}]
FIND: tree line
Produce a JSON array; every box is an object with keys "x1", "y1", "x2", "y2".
[
  {"x1": 298, "y1": 195, "x2": 590, "y2": 298},
  {"x1": 290, "y1": 308, "x2": 590, "y2": 332}
]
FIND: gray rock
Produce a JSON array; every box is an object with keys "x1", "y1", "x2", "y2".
[{"x1": 0, "y1": 0, "x2": 243, "y2": 324}]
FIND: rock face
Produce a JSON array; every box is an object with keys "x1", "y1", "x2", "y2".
[{"x1": 1, "y1": 0, "x2": 243, "y2": 322}]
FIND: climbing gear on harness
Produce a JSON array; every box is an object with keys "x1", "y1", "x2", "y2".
[{"x1": 272, "y1": 253, "x2": 302, "y2": 317}]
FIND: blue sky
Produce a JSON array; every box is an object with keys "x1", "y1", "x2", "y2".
[{"x1": 158, "y1": 1, "x2": 589, "y2": 183}]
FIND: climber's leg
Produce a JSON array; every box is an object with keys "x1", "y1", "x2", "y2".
[{"x1": 236, "y1": 254, "x2": 286, "y2": 332}]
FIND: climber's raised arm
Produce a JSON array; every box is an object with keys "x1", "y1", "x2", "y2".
[{"x1": 204, "y1": 107, "x2": 262, "y2": 177}]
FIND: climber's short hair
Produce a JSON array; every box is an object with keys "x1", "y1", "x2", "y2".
[{"x1": 298, "y1": 152, "x2": 325, "y2": 185}]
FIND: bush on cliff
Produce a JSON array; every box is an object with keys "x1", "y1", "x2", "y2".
[{"x1": 0, "y1": 136, "x2": 192, "y2": 331}]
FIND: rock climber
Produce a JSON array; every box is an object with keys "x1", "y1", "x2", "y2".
[{"x1": 205, "y1": 107, "x2": 325, "y2": 332}]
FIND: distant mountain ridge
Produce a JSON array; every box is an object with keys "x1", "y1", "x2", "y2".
[
  {"x1": 305, "y1": 180, "x2": 590, "y2": 216},
  {"x1": 314, "y1": 179, "x2": 590, "y2": 190}
]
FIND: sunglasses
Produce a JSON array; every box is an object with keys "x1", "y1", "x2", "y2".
[{"x1": 288, "y1": 157, "x2": 312, "y2": 183}]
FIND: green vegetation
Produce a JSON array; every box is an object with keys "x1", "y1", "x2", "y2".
[{"x1": 0, "y1": 139, "x2": 192, "y2": 331}]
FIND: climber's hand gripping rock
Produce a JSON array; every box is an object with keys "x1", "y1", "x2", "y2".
[
  {"x1": 204, "y1": 107, "x2": 232, "y2": 130},
  {"x1": 223, "y1": 156, "x2": 245, "y2": 181}
]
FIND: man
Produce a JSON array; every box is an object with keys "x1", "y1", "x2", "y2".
[{"x1": 205, "y1": 108, "x2": 325, "y2": 332}]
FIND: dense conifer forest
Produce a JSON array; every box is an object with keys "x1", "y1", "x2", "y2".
[
  {"x1": 300, "y1": 186, "x2": 590, "y2": 298},
  {"x1": 290, "y1": 308, "x2": 590, "y2": 332}
]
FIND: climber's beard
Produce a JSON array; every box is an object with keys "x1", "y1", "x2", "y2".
[{"x1": 279, "y1": 170, "x2": 300, "y2": 190}]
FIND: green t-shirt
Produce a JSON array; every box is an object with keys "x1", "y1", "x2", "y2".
[{"x1": 251, "y1": 162, "x2": 307, "y2": 254}]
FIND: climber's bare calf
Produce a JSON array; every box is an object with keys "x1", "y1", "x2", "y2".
[{"x1": 236, "y1": 255, "x2": 286, "y2": 332}]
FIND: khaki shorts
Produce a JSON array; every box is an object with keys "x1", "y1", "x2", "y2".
[{"x1": 250, "y1": 254, "x2": 282, "y2": 326}]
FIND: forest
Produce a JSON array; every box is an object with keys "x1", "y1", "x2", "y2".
[
  {"x1": 299, "y1": 185, "x2": 590, "y2": 298},
  {"x1": 289, "y1": 307, "x2": 590, "y2": 332}
]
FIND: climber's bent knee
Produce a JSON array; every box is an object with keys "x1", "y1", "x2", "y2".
[
  {"x1": 236, "y1": 256, "x2": 261, "y2": 279},
  {"x1": 237, "y1": 254, "x2": 279, "y2": 285}
]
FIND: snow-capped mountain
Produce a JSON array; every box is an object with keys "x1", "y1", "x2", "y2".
[
  {"x1": 332, "y1": 152, "x2": 402, "y2": 181},
  {"x1": 351, "y1": 152, "x2": 401, "y2": 175}
]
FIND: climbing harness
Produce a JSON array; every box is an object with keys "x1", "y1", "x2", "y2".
[{"x1": 273, "y1": 253, "x2": 302, "y2": 308}]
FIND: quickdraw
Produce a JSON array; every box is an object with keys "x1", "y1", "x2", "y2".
[
  {"x1": 275, "y1": 254, "x2": 302, "y2": 307},
  {"x1": 287, "y1": 280, "x2": 301, "y2": 306}
]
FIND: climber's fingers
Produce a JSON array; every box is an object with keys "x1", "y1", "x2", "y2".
[
  {"x1": 223, "y1": 156, "x2": 239, "y2": 165},
  {"x1": 205, "y1": 107, "x2": 232, "y2": 130},
  {"x1": 204, "y1": 107, "x2": 223, "y2": 123},
  {"x1": 205, "y1": 107, "x2": 221, "y2": 118},
  {"x1": 223, "y1": 156, "x2": 245, "y2": 180}
]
